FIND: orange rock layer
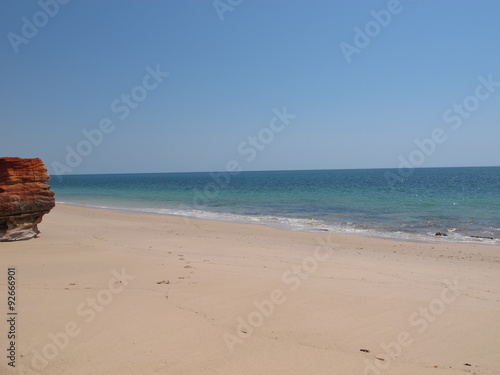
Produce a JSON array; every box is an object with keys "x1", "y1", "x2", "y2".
[{"x1": 0, "y1": 157, "x2": 55, "y2": 241}]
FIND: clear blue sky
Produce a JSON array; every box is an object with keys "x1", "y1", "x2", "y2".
[{"x1": 1, "y1": 0, "x2": 499, "y2": 175}]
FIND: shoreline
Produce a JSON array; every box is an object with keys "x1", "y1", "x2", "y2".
[
  {"x1": 55, "y1": 201, "x2": 499, "y2": 246},
  {"x1": 1, "y1": 204, "x2": 499, "y2": 375}
]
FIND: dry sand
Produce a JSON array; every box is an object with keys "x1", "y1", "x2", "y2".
[{"x1": 0, "y1": 204, "x2": 499, "y2": 375}]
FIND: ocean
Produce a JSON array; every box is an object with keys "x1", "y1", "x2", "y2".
[{"x1": 49, "y1": 167, "x2": 500, "y2": 244}]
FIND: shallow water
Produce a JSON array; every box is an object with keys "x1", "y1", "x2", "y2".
[{"x1": 50, "y1": 167, "x2": 500, "y2": 244}]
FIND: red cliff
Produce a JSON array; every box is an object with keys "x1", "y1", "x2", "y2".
[{"x1": 0, "y1": 157, "x2": 55, "y2": 241}]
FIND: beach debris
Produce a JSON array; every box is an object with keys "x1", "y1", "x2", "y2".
[
  {"x1": 435, "y1": 232, "x2": 448, "y2": 236},
  {"x1": 464, "y1": 363, "x2": 472, "y2": 366},
  {"x1": 434, "y1": 365, "x2": 439, "y2": 368},
  {"x1": 375, "y1": 356, "x2": 385, "y2": 361},
  {"x1": 470, "y1": 235, "x2": 494, "y2": 240},
  {"x1": 0, "y1": 157, "x2": 55, "y2": 241},
  {"x1": 156, "y1": 280, "x2": 170, "y2": 284},
  {"x1": 360, "y1": 349, "x2": 370, "y2": 353}
]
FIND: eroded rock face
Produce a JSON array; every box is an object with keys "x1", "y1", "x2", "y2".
[{"x1": 0, "y1": 157, "x2": 55, "y2": 241}]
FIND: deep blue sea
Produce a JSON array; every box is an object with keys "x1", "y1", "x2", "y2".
[{"x1": 49, "y1": 167, "x2": 500, "y2": 244}]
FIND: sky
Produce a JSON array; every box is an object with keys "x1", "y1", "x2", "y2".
[{"x1": 1, "y1": 0, "x2": 499, "y2": 175}]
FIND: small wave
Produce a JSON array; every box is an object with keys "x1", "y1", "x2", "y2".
[{"x1": 55, "y1": 201, "x2": 498, "y2": 244}]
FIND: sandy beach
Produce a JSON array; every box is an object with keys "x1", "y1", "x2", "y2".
[{"x1": 1, "y1": 204, "x2": 499, "y2": 375}]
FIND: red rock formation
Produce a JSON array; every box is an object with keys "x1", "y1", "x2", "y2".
[{"x1": 0, "y1": 157, "x2": 55, "y2": 241}]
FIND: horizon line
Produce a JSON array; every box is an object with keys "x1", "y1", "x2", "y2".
[{"x1": 49, "y1": 165, "x2": 500, "y2": 178}]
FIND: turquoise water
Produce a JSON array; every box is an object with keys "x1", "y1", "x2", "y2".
[{"x1": 50, "y1": 167, "x2": 500, "y2": 244}]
